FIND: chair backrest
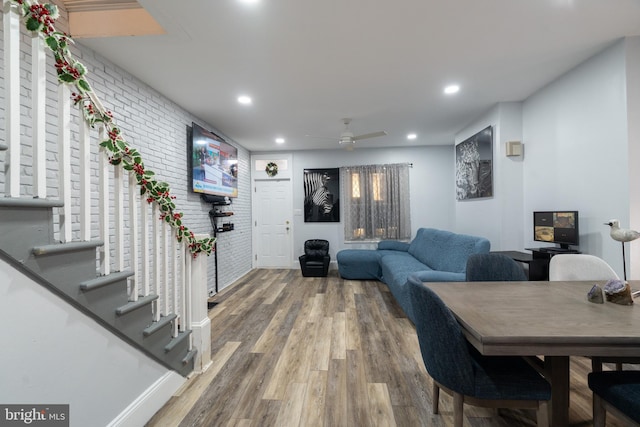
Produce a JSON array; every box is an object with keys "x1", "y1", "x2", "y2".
[
  {"x1": 465, "y1": 253, "x2": 527, "y2": 281},
  {"x1": 304, "y1": 239, "x2": 329, "y2": 258},
  {"x1": 408, "y1": 276, "x2": 475, "y2": 395},
  {"x1": 589, "y1": 370, "x2": 640, "y2": 425},
  {"x1": 408, "y1": 228, "x2": 491, "y2": 274},
  {"x1": 549, "y1": 254, "x2": 619, "y2": 281}
]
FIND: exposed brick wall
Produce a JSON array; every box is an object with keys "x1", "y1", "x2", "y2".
[
  {"x1": 0, "y1": 5, "x2": 252, "y2": 293},
  {"x1": 72, "y1": 47, "x2": 253, "y2": 293}
]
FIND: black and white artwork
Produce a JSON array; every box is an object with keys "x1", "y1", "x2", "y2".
[
  {"x1": 303, "y1": 168, "x2": 340, "y2": 222},
  {"x1": 455, "y1": 126, "x2": 493, "y2": 200}
]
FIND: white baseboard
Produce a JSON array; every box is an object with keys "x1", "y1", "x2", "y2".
[{"x1": 107, "y1": 371, "x2": 186, "y2": 427}]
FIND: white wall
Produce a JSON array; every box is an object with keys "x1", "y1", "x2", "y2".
[
  {"x1": 254, "y1": 145, "x2": 454, "y2": 263},
  {"x1": 625, "y1": 37, "x2": 640, "y2": 279},
  {"x1": 497, "y1": 103, "x2": 525, "y2": 250},
  {"x1": 522, "y1": 39, "x2": 630, "y2": 276},
  {"x1": 0, "y1": 258, "x2": 184, "y2": 427},
  {"x1": 454, "y1": 103, "x2": 525, "y2": 251},
  {"x1": 455, "y1": 38, "x2": 640, "y2": 280}
]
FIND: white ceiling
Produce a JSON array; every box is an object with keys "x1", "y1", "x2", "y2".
[{"x1": 74, "y1": 0, "x2": 640, "y2": 152}]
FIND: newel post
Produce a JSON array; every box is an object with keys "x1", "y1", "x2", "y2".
[{"x1": 190, "y1": 234, "x2": 212, "y2": 373}]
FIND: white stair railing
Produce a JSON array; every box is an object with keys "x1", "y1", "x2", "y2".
[
  {"x1": 58, "y1": 84, "x2": 72, "y2": 243},
  {"x1": 0, "y1": 0, "x2": 212, "y2": 370},
  {"x1": 4, "y1": 0, "x2": 20, "y2": 198}
]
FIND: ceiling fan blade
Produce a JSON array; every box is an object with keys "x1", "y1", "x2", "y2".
[{"x1": 352, "y1": 130, "x2": 387, "y2": 141}]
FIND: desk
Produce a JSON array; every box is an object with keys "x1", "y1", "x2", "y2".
[
  {"x1": 494, "y1": 250, "x2": 581, "y2": 280},
  {"x1": 492, "y1": 250, "x2": 533, "y2": 264},
  {"x1": 527, "y1": 248, "x2": 581, "y2": 280},
  {"x1": 425, "y1": 281, "x2": 640, "y2": 427}
]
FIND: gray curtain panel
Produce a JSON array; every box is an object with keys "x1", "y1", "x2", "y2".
[{"x1": 340, "y1": 163, "x2": 411, "y2": 241}]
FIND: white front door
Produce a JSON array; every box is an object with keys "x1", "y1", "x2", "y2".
[{"x1": 255, "y1": 179, "x2": 292, "y2": 268}]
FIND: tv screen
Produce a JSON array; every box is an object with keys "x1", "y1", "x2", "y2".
[
  {"x1": 189, "y1": 122, "x2": 238, "y2": 198},
  {"x1": 533, "y1": 211, "x2": 579, "y2": 249}
]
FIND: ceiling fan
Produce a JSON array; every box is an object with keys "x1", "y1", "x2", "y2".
[{"x1": 308, "y1": 118, "x2": 387, "y2": 149}]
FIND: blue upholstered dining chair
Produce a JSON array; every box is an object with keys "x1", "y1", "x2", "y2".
[
  {"x1": 588, "y1": 370, "x2": 640, "y2": 426},
  {"x1": 465, "y1": 253, "x2": 528, "y2": 281},
  {"x1": 408, "y1": 277, "x2": 551, "y2": 427}
]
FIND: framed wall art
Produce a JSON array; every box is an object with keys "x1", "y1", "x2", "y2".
[
  {"x1": 455, "y1": 126, "x2": 493, "y2": 200},
  {"x1": 303, "y1": 168, "x2": 340, "y2": 222}
]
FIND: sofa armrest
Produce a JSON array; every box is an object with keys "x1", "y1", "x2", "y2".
[
  {"x1": 378, "y1": 240, "x2": 410, "y2": 252},
  {"x1": 409, "y1": 270, "x2": 466, "y2": 282},
  {"x1": 299, "y1": 254, "x2": 331, "y2": 262}
]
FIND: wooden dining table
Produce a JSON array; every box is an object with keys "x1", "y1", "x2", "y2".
[{"x1": 424, "y1": 280, "x2": 640, "y2": 427}]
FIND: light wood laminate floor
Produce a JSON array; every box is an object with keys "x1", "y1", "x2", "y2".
[{"x1": 146, "y1": 269, "x2": 632, "y2": 426}]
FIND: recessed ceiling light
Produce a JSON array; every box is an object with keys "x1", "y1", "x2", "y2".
[
  {"x1": 407, "y1": 133, "x2": 417, "y2": 140},
  {"x1": 275, "y1": 138, "x2": 285, "y2": 144},
  {"x1": 444, "y1": 85, "x2": 460, "y2": 95},
  {"x1": 239, "y1": 0, "x2": 260, "y2": 3},
  {"x1": 237, "y1": 95, "x2": 252, "y2": 105}
]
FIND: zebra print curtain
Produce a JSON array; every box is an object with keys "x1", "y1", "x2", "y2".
[{"x1": 340, "y1": 163, "x2": 411, "y2": 241}]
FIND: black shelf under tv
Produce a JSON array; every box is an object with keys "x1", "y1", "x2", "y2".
[{"x1": 208, "y1": 199, "x2": 234, "y2": 293}]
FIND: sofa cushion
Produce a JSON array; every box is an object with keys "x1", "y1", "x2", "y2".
[
  {"x1": 410, "y1": 270, "x2": 466, "y2": 282},
  {"x1": 377, "y1": 240, "x2": 410, "y2": 251},
  {"x1": 380, "y1": 253, "x2": 431, "y2": 288},
  {"x1": 408, "y1": 228, "x2": 490, "y2": 273},
  {"x1": 337, "y1": 249, "x2": 382, "y2": 280}
]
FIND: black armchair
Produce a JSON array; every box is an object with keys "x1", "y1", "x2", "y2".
[{"x1": 299, "y1": 239, "x2": 330, "y2": 277}]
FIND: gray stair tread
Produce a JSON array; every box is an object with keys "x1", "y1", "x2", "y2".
[
  {"x1": 165, "y1": 330, "x2": 192, "y2": 353},
  {"x1": 143, "y1": 314, "x2": 178, "y2": 337},
  {"x1": 116, "y1": 294, "x2": 159, "y2": 316},
  {"x1": 33, "y1": 240, "x2": 104, "y2": 256},
  {"x1": 80, "y1": 270, "x2": 134, "y2": 291},
  {"x1": 182, "y1": 349, "x2": 197, "y2": 365},
  {"x1": 1, "y1": 203, "x2": 195, "y2": 377},
  {"x1": 0, "y1": 197, "x2": 64, "y2": 208}
]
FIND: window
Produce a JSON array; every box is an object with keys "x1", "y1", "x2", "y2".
[{"x1": 340, "y1": 163, "x2": 411, "y2": 241}]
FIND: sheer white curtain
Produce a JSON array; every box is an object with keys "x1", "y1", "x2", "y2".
[{"x1": 340, "y1": 163, "x2": 411, "y2": 241}]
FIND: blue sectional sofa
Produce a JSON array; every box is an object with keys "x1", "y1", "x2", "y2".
[{"x1": 337, "y1": 228, "x2": 491, "y2": 322}]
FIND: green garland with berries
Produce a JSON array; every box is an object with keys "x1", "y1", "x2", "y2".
[{"x1": 11, "y1": 0, "x2": 215, "y2": 256}]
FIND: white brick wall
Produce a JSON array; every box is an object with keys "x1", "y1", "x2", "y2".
[
  {"x1": 72, "y1": 47, "x2": 253, "y2": 294},
  {"x1": 0, "y1": 5, "x2": 252, "y2": 294}
]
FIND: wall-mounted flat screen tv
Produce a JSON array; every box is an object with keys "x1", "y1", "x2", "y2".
[
  {"x1": 189, "y1": 122, "x2": 238, "y2": 198},
  {"x1": 533, "y1": 211, "x2": 579, "y2": 250}
]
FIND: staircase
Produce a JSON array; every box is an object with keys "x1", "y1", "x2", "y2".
[
  {"x1": 0, "y1": 0, "x2": 211, "y2": 382},
  {"x1": 0, "y1": 199, "x2": 195, "y2": 376}
]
